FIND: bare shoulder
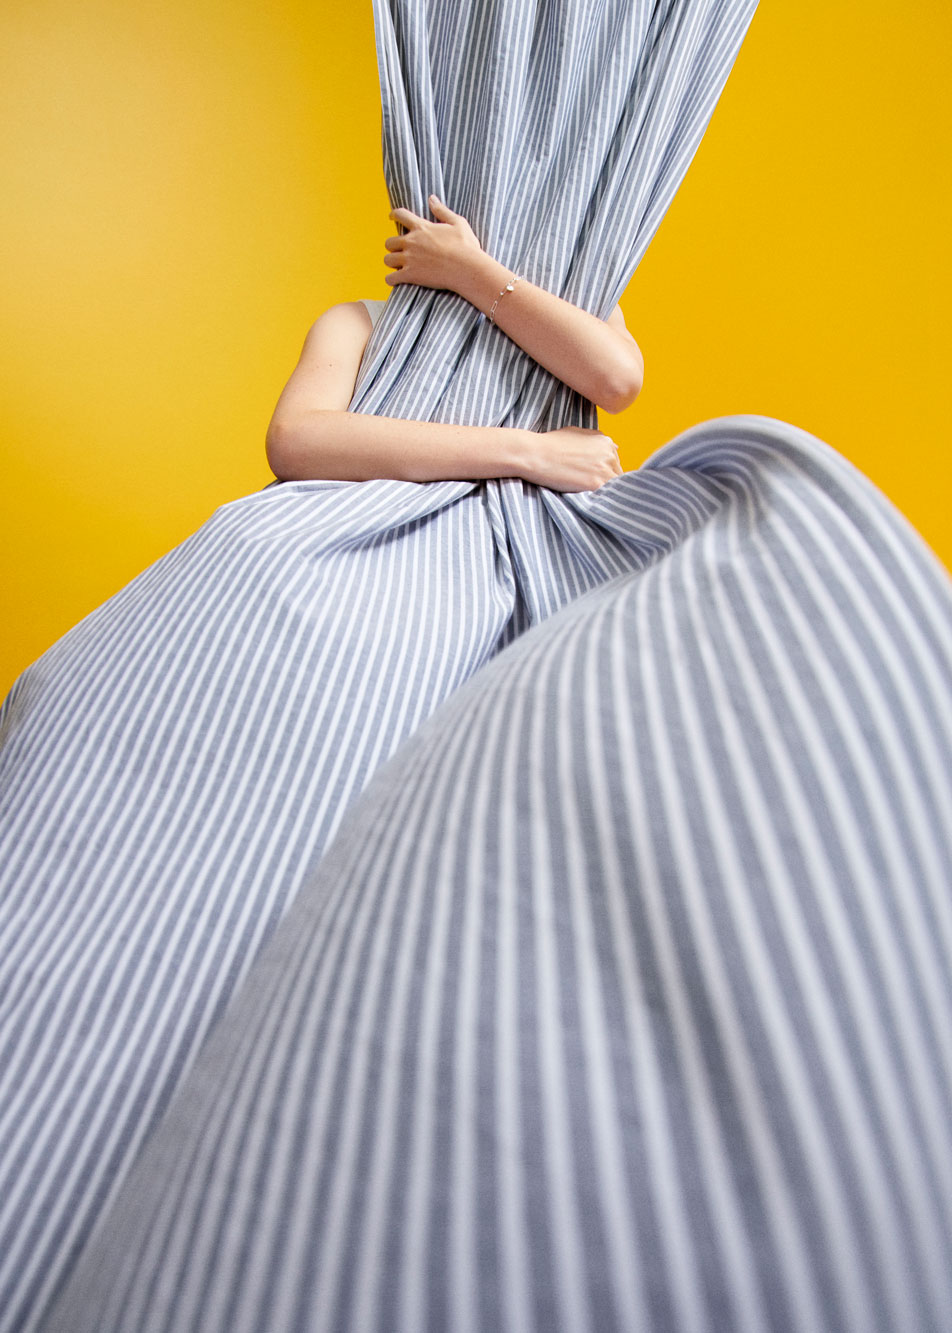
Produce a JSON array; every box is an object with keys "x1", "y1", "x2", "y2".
[
  {"x1": 268, "y1": 302, "x2": 377, "y2": 446},
  {"x1": 306, "y1": 300, "x2": 373, "y2": 342},
  {"x1": 291, "y1": 300, "x2": 376, "y2": 372}
]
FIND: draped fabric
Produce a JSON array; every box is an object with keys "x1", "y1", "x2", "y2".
[
  {"x1": 2, "y1": 0, "x2": 951, "y2": 1330},
  {"x1": 345, "y1": 0, "x2": 761, "y2": 433},
  {"x1": 40, "y1": 419, "x2": 952, "y2": 1331}
]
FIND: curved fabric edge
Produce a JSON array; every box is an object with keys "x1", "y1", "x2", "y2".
[{"x1": 39, "y1": 414, "x2": 952, "y2": 1333}]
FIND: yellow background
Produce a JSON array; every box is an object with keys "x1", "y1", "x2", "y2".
[{"x1": 1, "y1": 0, "x2": 949, "y2": 697}]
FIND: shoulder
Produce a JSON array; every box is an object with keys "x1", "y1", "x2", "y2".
[
  {"x1": 307, "y1": 300, "x2": 373, "y2": 338},
  {"x1": 295, "y1": 302, "x2": 375, "y2": 362}
]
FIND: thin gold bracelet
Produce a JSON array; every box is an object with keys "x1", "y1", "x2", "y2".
[{"x1": 488, "y1": 274, "x2": 523, "y2": 325}]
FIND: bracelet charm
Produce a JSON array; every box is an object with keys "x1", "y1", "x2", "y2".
[{"x1": 488, "y1": 274, "x2": 523, "y2": 326}]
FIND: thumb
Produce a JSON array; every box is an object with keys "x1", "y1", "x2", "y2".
[{"x1": 428, "y1": 193, "x2": 454, "y2": 218}]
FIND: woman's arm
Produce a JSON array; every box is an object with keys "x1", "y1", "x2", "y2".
[
  {"x1": 265, "y1": 303, "x2": 535, "y2": 484},
  {"x1": 265, "y1": 302, "x2": 623, "y2": 491},
  {"x1": 455, "y1": 258, "x2": 643, "y2": 415},
  {"x1": 271, "y1": 408, "x2": 536, "y2": 485},
  {"x1": 386, "y1": 195, "x2": 644, "y2": 414}
]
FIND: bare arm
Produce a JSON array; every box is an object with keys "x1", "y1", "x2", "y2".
[
  {"x1": 265, "y1": 301, "x2": 623, "y2": 491},
  {"x1": 271, "y1": 409, "x2": 535, "y2": 485},
  {"x1": 265, "y1": 302, "x2": 535, "y2": 484},
  {"x1": 386, "y1": 195, "x2": 645, "y2": 414},
  {"x1": 455, "y1": 255, "x2": 643, "y2": 415}
]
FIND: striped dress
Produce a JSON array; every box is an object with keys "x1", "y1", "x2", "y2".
[{"x1": 3, "y1": 1, "x2": 952, "y2": 1330}]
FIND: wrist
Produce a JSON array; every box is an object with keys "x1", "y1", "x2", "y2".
[
  {"x1": 506, "y1": 427, "x2": 540, "y2": 482},
  {"x1": 455, "y1": 250, "x2": 514, "y2": 317}
]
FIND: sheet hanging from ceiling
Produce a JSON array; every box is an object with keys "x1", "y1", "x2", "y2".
[
  {"x1": 7, "y1": 0, "x2": 950, "y2": 1329},
  {"x1": 341, "y1": 0, "x2": 761, "y2": 433}
]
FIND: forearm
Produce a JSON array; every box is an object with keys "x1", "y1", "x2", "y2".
[
  {"x1": 454, "y1": 252, "x2": 635, "y2": 411},
  {"x1": 267, "y1": 409, "x2": 534, "y2": 484}
]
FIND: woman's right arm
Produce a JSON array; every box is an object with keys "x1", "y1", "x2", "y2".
[
  {"x1": 265, "y1": 303, "x2": 623, "y2": 491},
  {"x1": 271, "y1": 407, "x2": 538, "y2": 486}
]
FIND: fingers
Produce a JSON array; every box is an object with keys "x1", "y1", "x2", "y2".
[
  {"x1": 384, "y1": 227, "x2": 407, "y2": 277},
  {"x1": 389, "y1": 207, "x2": 421, "y2": 229}
]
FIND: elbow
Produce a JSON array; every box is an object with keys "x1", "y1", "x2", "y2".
[
  {"x1": 266, "y1": 410, "x2": 336, "y2": 482},
  {"x1": 266, "y1": 417, "x2": 299, "y2": 482},
  {"x1": 265, "y1": 421, "x2": 288, "y2": 482},
  {"x1": 598, "y1": 355, "x2": 644, "y2": 415}
]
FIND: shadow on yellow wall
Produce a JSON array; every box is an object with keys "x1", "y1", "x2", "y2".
[{"x1": 1, "y1": 0, "x2": 949, "y2": 696}]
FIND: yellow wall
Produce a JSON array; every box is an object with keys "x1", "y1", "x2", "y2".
[{"x1": 2, "y1": 0, "x2": 949, "y2": 697}]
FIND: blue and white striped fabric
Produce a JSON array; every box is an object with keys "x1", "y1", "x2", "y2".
[
  {"x1": 2, "y1": 0, "x2": 951, "y2": 1328},
  {"x1": 40, "y1": 417, "x2": 952, "y2": 1331},
  {"x1": 340, "y1": 0, "x2": 765, "y2": 435}
]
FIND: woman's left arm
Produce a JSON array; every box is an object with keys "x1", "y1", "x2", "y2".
[{"x1": 385, "y1": 196, "x2": 644, "y2": 415}]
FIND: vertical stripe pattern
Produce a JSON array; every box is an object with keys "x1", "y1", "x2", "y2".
[
  {"x1": 6, "y1": 1, "x2": 949, "y2": 1329},
  {"x1": 39, "y1": 416, "x2": 952, "y2": 1331},
  {"x1": 341, "y1": 0, "x2": 760, "y2": 435}
]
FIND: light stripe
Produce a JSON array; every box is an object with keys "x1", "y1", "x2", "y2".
[
  {"x1": 4, "y1": 1, "x2": 952, "y2": 1329},
  {"x1": 34, "y1": 415, "x2": 952, "y2": 1332}
]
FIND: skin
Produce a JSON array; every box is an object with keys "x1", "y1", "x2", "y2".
[
  {"x1": 383, "y1": 195, "x2": 644, "y2": 413},
  {"x1": 266, "y1": 196, "x2": 643, "y2": 490}
]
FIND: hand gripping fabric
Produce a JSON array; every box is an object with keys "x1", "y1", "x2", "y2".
[{"x1": 7, "y1": 1, "x2": 952, "y2": 1329}]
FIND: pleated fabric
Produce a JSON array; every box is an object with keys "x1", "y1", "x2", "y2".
[
  {"x1": 0, "y1": 4, "x2": 764, "y2": 1323},
  {"x1": 7, "y1": 0, "x2": 949, "y2": 1329},
  {"x1": 302, "y1": 0, "x2": 761, "y2": 436},
  {"x1": 40, "y1": 417, "x2": 952, "y2": 1332}
]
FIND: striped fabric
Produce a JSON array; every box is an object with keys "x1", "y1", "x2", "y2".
[
  {"x1": 343, "y1": 0, "x2": 763, "y2": 436},
  {"x1": 2, "y1": 0, "x2": 950, "y2": 1329},
  {"x1": 40, "y1": 418, "x2": 952, "y2": 1331}
]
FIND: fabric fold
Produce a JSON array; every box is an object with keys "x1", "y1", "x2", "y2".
[
  {"x1": 15, "y1": 2, "x2": 952, "y2": 1329},
  {"x1": 348, "y1": 0, "x2": 760, "y2": 433},
  {"x1": 37, "y1": 415, "x2": 952, "y2": 1333}
]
